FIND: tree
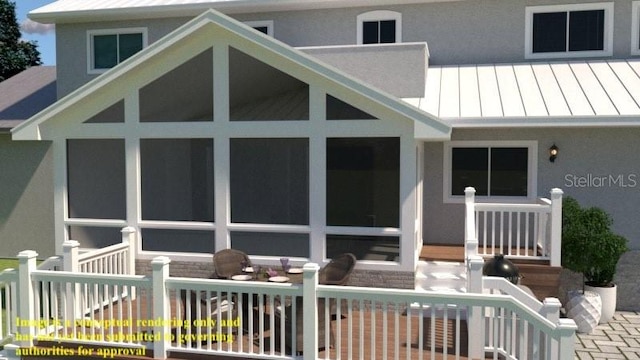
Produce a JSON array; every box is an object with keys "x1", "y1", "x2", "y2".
[{"x1": 0, "y1": 0, "x2": 41, "y2": 82}]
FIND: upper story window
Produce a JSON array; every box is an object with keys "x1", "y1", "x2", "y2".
[
  {"x1": 244, "y1": 20, "x2": 274, "y2": 36},
  {"x1": 632, "y1": 1, "x2": 640, "y2": 55},
  {"x1": 87, "y1": 28, "x2": 147, "y2": 74},
  {"x1": 357, "y1": 10, "x2": 402, "y2": 45},
  {"x1": 443, "y1": 141, "x2": 537, "y2": 203},
  {"x1": 525, "y1": 3, "x2": 613, "y2": 59}
]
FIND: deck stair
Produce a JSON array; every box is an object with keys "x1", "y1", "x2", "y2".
[{"x1": 415, "y1": 260, "x2": 467, "y2": 293}]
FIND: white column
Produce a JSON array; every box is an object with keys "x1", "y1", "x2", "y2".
[
  {"x1": 308, "y1": 86, "x2": 326, "y2": 265},
  {"x1": 549, "y1": 188, "x2": 563, "y2": 267},
  {"x1": 556, "y1": 318, "x2": 577, "y2": 360},
  {"x1": 214, "y1": 44, "x2": 230, "y2": 252},
  {"x1": 464, "y1": 187, "x2": 478, "y2": 260},
  {"x1": 122, "y1": 226, "x2": 137, "y2": 300},
  {"x1": 541, "y1": 298, "x2": 561, "y2": 359},
  {"x1": 302, "y1": 263, "x2": 320, "y2": 359},
  {"x1": 151, "y1": 256, "x2": 171, "y2": 359},
  {"x1": 62, "y1": 241, "x2": 81, "y2": 319},
  {"x1": 467, "y1": 255, "x2": 485, "y2": 359},
  {"x1": 400, "y1": 137, "x2": 417, "y2": 272},
  {"x1": 17, "y1": 250, "x2": 37, "y2": 348}
]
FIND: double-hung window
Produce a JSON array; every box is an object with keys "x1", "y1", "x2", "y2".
[
  {"x1": 357, "y1": 11, "x2": 402, "y2": 45},
  {"x1": 444, "y1": 142, "x2": 537, "y2": 202},
  {"x1": 525, "y1": 3, "x2": 613, "y2": 59},
  {"x1": 88, "y1": 28, "x2": 147, "y2": 74}
]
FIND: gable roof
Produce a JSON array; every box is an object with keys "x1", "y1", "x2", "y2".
[
  {"x1": 405, "y1": 59, "x2": 640, "y2": 127},
  {"x1": 13, "y1": 8, "x2": 450, "y2": 141},
  {"x1": 0, "y1": 66, "x2": 57, "y2": 132},
  {"x1": 30, "y1": 0, "x2": 452, "y2": 23}
]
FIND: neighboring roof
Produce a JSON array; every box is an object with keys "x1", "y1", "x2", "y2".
[
  {"x1": 405, "y1": 59, "x2": 640, "y2": 127},
  {"x1": 0, "y1": 66, "x2": 57, "y2": 132},
  {"x1": 13, "y1": 9, "x2": 450, "y2": 141},
  {"x1": 30, "y1": 0, "x2": 451, "y2": 23}
]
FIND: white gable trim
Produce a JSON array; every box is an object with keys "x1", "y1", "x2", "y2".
[{"x1": 13, "y1": 9, "x2": 450, "y2": 141}]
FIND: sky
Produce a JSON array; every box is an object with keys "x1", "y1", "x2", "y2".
[{"x1": 15, "y1": 0, "x2": 57, "y2": 65}]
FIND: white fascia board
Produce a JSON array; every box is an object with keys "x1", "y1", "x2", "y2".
[
  {"x1": 29, "y1": 0, "x2": 465, "y2": 24},
  {"x1": 445, "y1": 115, "x2": 640, "y2": 128}
]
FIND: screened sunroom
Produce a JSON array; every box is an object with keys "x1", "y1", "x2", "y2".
[{"x1": 12, "y1": 10, "x2": 450, "y2": 273}]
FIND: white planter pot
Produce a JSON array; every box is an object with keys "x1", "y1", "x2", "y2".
[
  {"x1": 566, "y1": 290, "x2": 602, "y2": 334},
  {"x1": 585, "y1": 283, "x2": 617, "y2": 324}
]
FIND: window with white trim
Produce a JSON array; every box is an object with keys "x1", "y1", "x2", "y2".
[
  {"x1": 244, "y1": 20, "x2": 274, "y2": 36},
  {"x1": 444, "y1": 142, "x2": 537, "y2": 202},
  {"x1": 357, "y1": 10, "x2": 402, "y2": 45},
  {"x1": 632, "y1": 2, "x2": 640, "y2": 55},
  {"x1": 525, "y1": 3, "x2": 613, "y2": 59},
  {"x1": 88, "y1": 28, "x2": 147, "y2": 73}
]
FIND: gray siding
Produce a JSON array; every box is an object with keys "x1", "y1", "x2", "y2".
[
  {"x1": 0, "y1": 136, "x2": 54, "y2": 258},
  {"x1": 56, "y1": 0, "x2": 639, "y2": 97},
  {"x1": 424, "y1": 127, "x2": 640, "y2": 251}
]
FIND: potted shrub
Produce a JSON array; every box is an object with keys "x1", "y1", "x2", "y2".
[{"x1": 561, "y1": 197, "x2": 628, "y2": 327}]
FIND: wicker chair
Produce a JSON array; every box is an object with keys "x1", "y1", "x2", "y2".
[
  {"x1": 319, "y1": 253, "x2": 356, "y2": 285},
  {"x1": 212, "y1": 249, "x2": 252, "y2": 279}
]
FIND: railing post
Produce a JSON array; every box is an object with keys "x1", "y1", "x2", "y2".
[
  {"x1": 557, "y1": 318, "x2": 577, "y2": 360},
  {"x1": 465, "y1": 187, "x2": 478, "y2": 260},
  {"x1": 302, "y1": 263, "x2": 320, "y2": 360},
  {"x1": 17, "y1": 250, "x2": 37, "y2": 348},
  {"x1": 121, "y1": 227, "x2": 137, "y2": 276},
  {"x1": 467, "y1": 255, "x2": 485, "y2": 359},
  {"x1": 541, "y1": 298, "x2": 561, "y2": 358},
  {"x1": 62, "y1": 240, "x2": 81, "y2": 320},
  {"x1": 122, "y1": 227, "x2": 137, "y2": 300},
  {"x1": 549, "y1": 188, "x2": 563, "y2": 266},
  {"x1": 151, "y1": 256, "x2": 171, "y2": 360}
]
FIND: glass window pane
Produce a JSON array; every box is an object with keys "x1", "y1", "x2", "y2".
[
  {"x1": 141, "y1": 139, "x2": 214, "y2": 222},
  {"x1": 379, "y1": 20, "x2": 396, "y2": 43},
  {"x1": 141, "y1": 229, "x2": 214, "y2": 253},
  {"x1": 68, "y1": 226, "x2": 122, "y2": 249},
  {"x1": 93, "y1": 35, "x2": 118, "y2": 69},
  {"x1": 326, "y1": 95, "x2": 377, "y2": 120},
  {"x1": 231, "y1": 138, "x2": 309, "y2": 225},
  {"x1": 118, "y1": 33, "x2": 143, "y2": 62},
  {"x1": 490, "y1": 148, "x2": 528, "y2": 196},
  {"x1": 67, "y1": 139, "x2": 126, "y2": 219},
  {"x1": 84, "y1": 100, "x2": 124, "y2": 123},
  {"x1": 139, "y1": 48, "x2": 213, "y2": 122},
  {"x1": 362, "y1": 21, "x2": 379, "y2": 44},
  {"x1": 326, "y1": 235, "x2": 399, "y2": 261},
  {"x1": 253, "y1": 26, "x2": 269, "y2": 34},
  {"x1": 532, "y1": 12, "x2": 567, "y2": 53},
  {"x1": 231, "y1": 232, "x2": 309, "y2": 257},
  {"x1": 451, "y1": 148, "x2": 488, "y2": 196},
  {"x1": 569, "y1": 10, "x2": 605, "y2": 51},
  {"x1": 327, "y1": 138, "x2": 399, "y2": 227}
]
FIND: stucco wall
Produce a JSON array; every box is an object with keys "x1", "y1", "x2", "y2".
[
  {"x1": 55, "y1": 0, "x2": 639, "y2": 97},
  {"x1": 0, "y1": 135, "x2": 54, "y2": 258},
  {"x1": 424, "y1": 127, "x2": 640, "y2": 252}
]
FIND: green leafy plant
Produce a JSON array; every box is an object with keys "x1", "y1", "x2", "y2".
[{"x1": 561, "y1": 197, "x2": 628, "y2": 288}]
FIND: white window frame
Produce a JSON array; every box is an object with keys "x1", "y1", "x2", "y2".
[
  {"x1": 244, "y1": 20, "x2": 275, "y2": 37},
  {"x1": 356, "y1": 10, "x2": 402, "y2": 45},
  {"x1": 524, "y1": 2, "x2": 614, "y2": 59},
  {"x1": 632, "y1": 1, "x2": 640, "y2": 55},
  {"x1": 443, "y1": 141, "x2": 538, "y2": 204},
  {"x1": 87, "y1": 28, "x2": 148, "y2": 74}
]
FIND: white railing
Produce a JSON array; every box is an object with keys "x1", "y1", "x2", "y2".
[
  {"x1": 0, "y1": 268, "x2": 18, "y2": 344},
  {"x1": 464, "y1": 187, "x2": 563, "y2": 266},
  {"x1": 1, "y1": 252, "x2": 576, "y2": 360},
  {"x1": 64, "y1": 227, "x2": 136, "y2": 276}
]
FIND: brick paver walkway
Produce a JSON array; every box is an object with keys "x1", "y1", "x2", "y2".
[{"x1": 575, "y1": 311, "x2": 640, "y2": 359}]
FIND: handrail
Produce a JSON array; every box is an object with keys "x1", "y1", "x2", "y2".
[
  {"x1": 483, "y1": 277, "x2": 542, "y2": 312},
  {"x1": 77, "y1": 242, "x2": 129, "y2": 263}
]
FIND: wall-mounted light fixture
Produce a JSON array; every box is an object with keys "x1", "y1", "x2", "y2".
[{"x1": 549, "y1": 144, "x2": 559, "y2": 162}]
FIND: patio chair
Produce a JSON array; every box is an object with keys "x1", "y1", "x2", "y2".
[
  {"x1": 319, "y1": 253, "x2": 356, "y2": 285},
  {"x1": 179, "y1": 289, "x2": 237, "y2": 342},
  {"x1": 212, "y1": 249, "x2": 252, "y2": 279}
]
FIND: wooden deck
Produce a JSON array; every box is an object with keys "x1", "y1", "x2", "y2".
[{"x1": 28, "y1": 291, "x2": 474, "y2": 360}]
